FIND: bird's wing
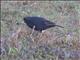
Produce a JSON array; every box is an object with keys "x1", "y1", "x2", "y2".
[{"x1": 44, "y1": 20, "x2": 55, "y2": 27}]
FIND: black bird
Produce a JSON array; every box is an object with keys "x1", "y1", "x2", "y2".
[{"x1": 23, "y1": 16, "x2": 64, "y2": 32}]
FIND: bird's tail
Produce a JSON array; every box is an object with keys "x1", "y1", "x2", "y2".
[{"x1": 55, "y1": 25, "x2": 64, "y2": 28}]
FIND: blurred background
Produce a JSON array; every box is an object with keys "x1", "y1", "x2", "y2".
[{"x1": 1, "y1": 1, "x2": 80, "y2": 60}]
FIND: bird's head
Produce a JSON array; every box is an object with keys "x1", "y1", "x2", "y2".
[{"x1": 23, "y1": 16, "x2": 32, "y2": 22}]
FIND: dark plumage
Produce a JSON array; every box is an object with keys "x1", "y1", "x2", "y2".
[{"x1": 23, "y1": 16, "x2": 64, "y2": 32}]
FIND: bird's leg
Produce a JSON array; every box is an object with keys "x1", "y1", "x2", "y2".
[
  {"x1": 30, "y1": 26, "x2": 35, "y2": 42},
  {"x1": 30, "y1": 25, "x2": 35, "y2": 36}
]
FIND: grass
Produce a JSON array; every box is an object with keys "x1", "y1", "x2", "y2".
[{"x1": 1, "y1": 1, "x2": 80, "y2": 60}]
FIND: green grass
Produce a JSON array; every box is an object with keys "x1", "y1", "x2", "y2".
[{"x1": 1, "y1": 1, "x2": 80, "y2": 60}]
